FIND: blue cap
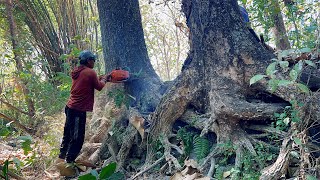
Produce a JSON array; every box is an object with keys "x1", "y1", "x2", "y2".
[{"x1": 79, "y1": 50, "x2": 96, "y2": 61}]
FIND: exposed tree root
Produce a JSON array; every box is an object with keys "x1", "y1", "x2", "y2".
[
  {"x1": 232, "y1": 146, "x2": 244, "y2": 179},
  {"x1": 129, "y1": 156, "x2": 165, "y2": 180},
  {"x1": 260, "y1": 95, "x2": 320, "y2": 179},
  {"x1": 149, "y1": 67, "x2": 202, "y2": 137},
  {"x1": 179, "y1": 110, "x2": 211, "y2": 131},
  {"x1": 206, "y1": 158, "x2": 216, "y2": 177},
  {"x1": 116, "y1": 124, "x2": 137, "y2": 169},
  {"x1": 249, "y1": 138, "x2": 280, "y2": 153},
  {"x1": 76, "y1": 143, "x2": 101, "y2": 163},
  {"x1": 105, "y1": 135, "x2": 119, "y2": 161},
  {"x1": 78, "y1": 68, "x2": 319, "y2": 180},
  {"x1": 200, "y1": 146, "x2": 222, "y2": 171},
  {"x1": 260, "y1": 137, "x2": 291, "y2": 180},
  {"x1": 161, "y1": 136, "x2": 183, "y2": 173},
  {"x1": 245, "y1": 125, "x2": 288, "y2": 137}
]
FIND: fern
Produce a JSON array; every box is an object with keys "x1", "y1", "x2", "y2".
[
  {"x1": 177, "y1": 126, "x2": 211, "y2": 162},
  {"x1": 177, "y1": 127, "x2": 194, "y2": 155},
  {"x1": 193, "y1": 135, "x2": 210, "y2": 161}
]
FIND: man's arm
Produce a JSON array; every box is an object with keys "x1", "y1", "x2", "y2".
[{"x1": 92, "y1": 71, "x2": 107, "y2": 91}]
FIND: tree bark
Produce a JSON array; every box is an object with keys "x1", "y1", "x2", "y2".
[
  {"x1": 89, "y1": 0, "x2": 318, "y2": 178},
  {"x1": 145, "y1": 0, "x2": 300, "y2": 174},
  {"x1": 98, "y1": 0, "x2": 162, "y2": 112},
  {"x1": 149, "y1": 0, "x2": 275, "y2": 139}
]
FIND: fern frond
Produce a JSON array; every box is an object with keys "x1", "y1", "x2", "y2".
[{"x1": 193, "y1": 135, "x2": 210, "y2": 161}]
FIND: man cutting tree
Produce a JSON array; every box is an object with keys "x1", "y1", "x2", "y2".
[{"x1": 56, "y1": 50, "x2": 108, "y2": 176}]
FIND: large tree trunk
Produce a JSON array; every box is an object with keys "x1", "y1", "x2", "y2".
[
  {"x1": 98, "y1": 0, "x2": 162, "y2": 112},
  {"x1": 150, "y1": 0, "x2": 275, "y2": 142},
  {"x1": 77, "y1": 0, "x2": 163, "y2": 170},
  {"x1": 146, "y1": 0, "x2": 319, "y2": 179}
]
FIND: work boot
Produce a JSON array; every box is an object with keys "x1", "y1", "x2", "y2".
[
  {"x1": 75, "y1": 160, "x2": 96, "y2": 168},
  {"x1": 56, "y1": 162, "x2": 77, "y2": 177}
]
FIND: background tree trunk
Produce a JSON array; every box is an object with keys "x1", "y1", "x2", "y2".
[
  {"x1": 271, "y1": 0, "x2": 291, "y2": 50},
  {"x1": 6, "y1": 0, "x2": 35, "y2": 119}
]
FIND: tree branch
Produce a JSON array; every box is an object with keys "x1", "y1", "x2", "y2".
[
  {"x1": 0, "y1": 98, "x2": 33, "y2": 116},
  {"x1": 0, "y1": 112, "x2": 34, "y2": 134}
]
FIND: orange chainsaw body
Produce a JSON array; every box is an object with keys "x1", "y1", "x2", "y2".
[{"x1": 108, "y1": 69, "x2": 130, "y2": 83}]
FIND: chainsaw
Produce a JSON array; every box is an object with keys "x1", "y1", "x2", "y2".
[{"x1": 106, "y1": 68, "x2": 130, "y2": 83}]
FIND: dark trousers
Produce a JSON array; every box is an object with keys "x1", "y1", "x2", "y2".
[{"x1": 59, "y1": 106, "x2": 86, "y2": 163}]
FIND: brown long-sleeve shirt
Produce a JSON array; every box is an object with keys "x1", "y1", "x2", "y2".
[{"x1": 67, "y1": 65, "x2": 105, "y2": 112}]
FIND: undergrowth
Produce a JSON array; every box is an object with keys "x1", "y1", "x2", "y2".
[{"x1": 177, "y1": 126, "x2": 210, "y2": 163}]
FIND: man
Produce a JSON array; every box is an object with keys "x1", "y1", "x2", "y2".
[{"x1": 56, "y1": 50, "x2": 107, "y2": 170}]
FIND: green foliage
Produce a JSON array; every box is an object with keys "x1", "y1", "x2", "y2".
[
  {"x1": 0, "y1": 123, "x2": 12, "y2": 137},
  {"x1": 242, "y1": 0, "x2": 319, "y2": 48},
  {"x1": 12, "y1": 157, "x2": 22, "y2": 172},
  {"x1": 250, "y1": 54, "x2": 314, "y2": 95},
  {"x1": 241, "y1": 143, "x2": 275, "y2": 179},
  {"x1": 2, "y1": 160, "x2": 9, "y2": 180},
  {"x1": 0, "y1": 123, "x2": 40, "y2": 172},
  {"x1": 273, "y1": 102, "x2": 301, "y2": 131},
  {"x1": 99, "y1": 162, "x2": 116, "y2": 179},
  {"x1": 193, "y1": 135, "x2": 210, "y2": 161},
  {"x1": 306, "y1": 175, "x2": 318, "y2": 180},
  {"x1": 177, "y1": 126, "x2": 194, "y2": 155},
  {"x1": 177, "y1": 126, "x2": 210, "y2": 162},
  {"x1": 78, "y1": 162, "x2": 124, "y2": 180},
  {"x1": 55, "y1": 72, "x2": 72, "y2": 85},
  {"x1": 0, "y1": 127, "x2": 11, "y2": 137},
  {"x1": 108, "y1": 89, "x2": 131, "y2": 108},
  {"x1": 250, "y1": 74, "x2": 266, "y2": 85},
  {"x1": 152, "y1": 138, "x2": 165, "y2": 159},
  {"x1": 18, "y1": 135, "x2": 33, "y2": 155},
  {"x1": 217, "y1": 141, "x2": 236, "y2": 165}
]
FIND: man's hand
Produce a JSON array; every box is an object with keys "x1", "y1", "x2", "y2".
[
  {"x1": 98, "y1": 75, "x2": 108, "y2": 83},
  {"x1": 106, "y1": 74, "x2": 112, "y2": 82},
  {"x1": 98, "y1": 75, "x2": 105, "y2": 80}
]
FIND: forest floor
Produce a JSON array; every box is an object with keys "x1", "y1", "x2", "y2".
[
  {"x1": 0, "y1": 140, "x2": 168, "y2": 180},
  {"x1": 0, "y1": 136, "x2": 61, "y2": 179},
  {"x1": 1, "y1": 113, "x2": 64, "y2": 180},
  {"x1": 0, "y1": 113, "x2": 170, "y2": 180}
]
